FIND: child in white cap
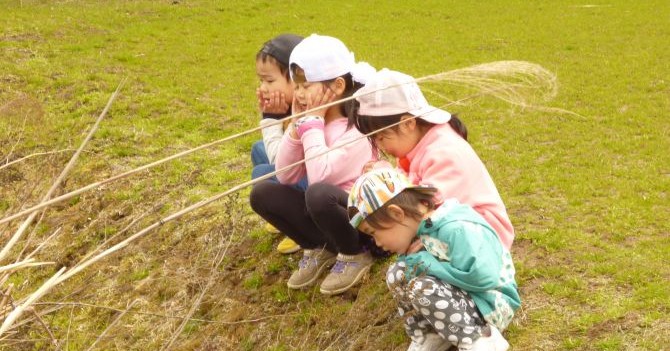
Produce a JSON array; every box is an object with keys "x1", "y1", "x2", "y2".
[
  {"x1": 348, "y1": 168, "x2": 520, "y2": 351},
  {"x1": 252, "y1": 33, "x2": 306, "y2": 254},
  {"x1": 249, "y1": 34, "x2": 378, "y2": 295},
  {"x1": 353, "y1": 69, "x2": 515, "y2": 250}
]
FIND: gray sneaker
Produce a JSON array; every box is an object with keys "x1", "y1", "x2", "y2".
[
  {"x1": 319, "y1": 251, "x2": 373, "y2": 295},
  {"x1": 287, "y1": 248, "x2": 336, "y2": 289}
]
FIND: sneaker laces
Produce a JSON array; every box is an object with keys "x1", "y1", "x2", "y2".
[
  {"x1": 298, "y1": 254, "x2": 313, "y2": 269},
  {"x1": 331, "y1": 259, "x2": 358, "y2": 274}
]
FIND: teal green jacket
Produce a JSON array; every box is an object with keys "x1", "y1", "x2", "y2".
[{"x1": 399, "y1": 200, "x2": 521, "y2": 331}]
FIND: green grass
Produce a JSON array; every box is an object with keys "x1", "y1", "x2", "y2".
[{"x1": 1, "y1": 0, "x2": 669, "y2": 350}]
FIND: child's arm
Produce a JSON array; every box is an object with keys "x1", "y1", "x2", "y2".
[
  {"x1": 274, "y1": 130, "x2": 307, "y2": 184},
  {"x1": 300, "y1": 127, "x2": 374, "y2": 185},
  {"x1": 256, "y1": 89, "x2": 291, "y2": 164},
  {"x1": 259, "y1": 119, "x2": 284, "y2": 164}
]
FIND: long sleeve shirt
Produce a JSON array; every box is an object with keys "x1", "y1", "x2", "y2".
[
  {"x1": 275, "y1": 117, "x2": 375, "y2": 192},
  {"x1": 259, "y1": 118, "x2": 284, "y2": 164}
]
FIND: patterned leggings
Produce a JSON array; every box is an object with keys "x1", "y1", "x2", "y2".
[{"x1": 386, "y1": 261, "x2": 489, "y2": 347}]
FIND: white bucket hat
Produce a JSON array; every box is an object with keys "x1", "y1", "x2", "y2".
[{"x1": 355, "y1": 68, "x2": 451, "y2": 124}]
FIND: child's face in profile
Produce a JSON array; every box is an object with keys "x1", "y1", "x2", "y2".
[
  {"x1": 357, "y1": 216, "x2": 419, "y2": 255},
  {"x1": 256, "y1": 58, "x2": 294, "y2": 108},
  {"x1": 372, "y1": 116, "x2": 421, "y2": 158}
]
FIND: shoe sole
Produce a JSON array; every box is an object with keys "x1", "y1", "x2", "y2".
[
  {"x1": 277, "y1": 245, "x2": 301, "y2": 254},
  {"x1": 286, "y1": 257, "x2": 336, "y2": 289},
  {"x1": 319, "y1": 264, "x2": 372, "y2": 295}
]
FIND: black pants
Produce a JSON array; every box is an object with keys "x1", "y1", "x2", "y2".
[{"x1": 250, "y1": 181, "x2": 364, "y2": 255}]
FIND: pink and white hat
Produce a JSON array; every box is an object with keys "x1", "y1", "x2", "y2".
[{"x1": 355, "y1": 68, "x2": 451, "y2": 124}]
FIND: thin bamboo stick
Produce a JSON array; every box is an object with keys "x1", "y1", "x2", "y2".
[
  {"x1": 9, "y1": 92, "x2": 484, "y2": 325},
  {"x1": 0, "y1": 149, "x2": 77, "y2": 171},
  {"x1": 0, "y1": 61, "x2": 558, "y2": 226},
  {"x1": 0, "y1": 259, "x2": 54, "y2": 274}
]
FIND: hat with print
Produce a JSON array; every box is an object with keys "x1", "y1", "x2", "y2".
[
  {"x1": 289, "y1": 34, "x2": 356, "y2": 82},
  {"x1": 348, "y1": 168, "x2": 434, "y2": 228},
  {"x1": 259, "y1": 34, "x2": 304, "y2": 67},
  {"x1": 355, "y1": 68, "x2": 451, "y2": 124}
]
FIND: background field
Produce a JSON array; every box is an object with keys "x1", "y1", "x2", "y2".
[{"x1": 1, "y1": 1, "x2": 669, "y2": 350}]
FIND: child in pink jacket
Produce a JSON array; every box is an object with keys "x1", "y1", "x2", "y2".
[
  {"x1": 249, "y1": 34, "x2": 378, "y2": 295},
  {"x1": 352, "y1": 69, "x2": 514, "y2": 249}
]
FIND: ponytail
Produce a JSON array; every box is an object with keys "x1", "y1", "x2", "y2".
[{"x1": 448, "y1": 114, "x2": 468, "y2": 141}]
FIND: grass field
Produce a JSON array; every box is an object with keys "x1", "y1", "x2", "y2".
[{"x1": 1, "y1": 1, "x2": 669, "y2": 350}]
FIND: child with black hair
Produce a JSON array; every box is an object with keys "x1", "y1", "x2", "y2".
[
  {"x1": 252, "y1": 33, "x2": 305, "y2": 254},
  {"x1": 353, "y1": 69, "x2": 515, "y2": 249},
  {"x1": 348, "y1": 168, "x2": 519, "y2": 351}
]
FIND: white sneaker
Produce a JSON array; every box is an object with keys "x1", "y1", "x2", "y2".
[
  {"x1": 407, "y1": 333, "x2": 451, "y2": 351},
  {"x1": 458, "y1": 325, "x2": 509, "y2": 351}
]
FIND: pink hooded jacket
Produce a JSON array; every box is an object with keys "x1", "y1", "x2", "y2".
[{"x1": 399, "y1": 123, "x2": 514, "y2": 249}]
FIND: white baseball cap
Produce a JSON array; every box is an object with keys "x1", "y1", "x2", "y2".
[
  {"x1": 355, "y1": 68, "x2": 451, "y2": 124},
  {"x1": 289, "y1": 34, "x2": 355, "y2": 82}
]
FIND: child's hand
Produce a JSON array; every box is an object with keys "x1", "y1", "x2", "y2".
[
  {"x1": 305, "y1": 88, "x2": 336, "y2": 118},
  {"x1": 406, "y1": 239, "x2": 424, "y2": 254},
  {"x1": 257, "y1": 89, "x2": 290, "y2": 117},
  {"x1": 294, "y1": 87, "x2": 336, "y2": 119}
]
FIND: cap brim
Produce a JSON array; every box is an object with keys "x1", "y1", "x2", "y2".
[{"x1": 409, "y1": 105, "x2": 451, "y2": 124}]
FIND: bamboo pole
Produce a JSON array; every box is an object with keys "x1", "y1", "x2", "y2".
[{"x1": 0, "y1": 61, "x2": 559, "y2": 226}]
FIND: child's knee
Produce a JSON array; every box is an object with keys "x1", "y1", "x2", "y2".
[
  {"x1": 386, "y1": 261, "x2": 407, "y2": 286},
  {"x1": 251, "y1": 140, "x2": 265, "y2": 153},
  {"x1": 407, "y1": 276, "x2": 439, "y2": 305},
  {"x1": 304, "y1": 183, "x2": 337, "y2": 213},
  {"x1": 249, "y1": 180, "x2": 275, "y2": 211}
]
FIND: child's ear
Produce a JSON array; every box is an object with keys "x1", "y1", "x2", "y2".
[
  {"x1": 332, "y1": 77, "x2": 347, "y2": 96},
  {"x1": 400, "y1": 115, "x2": 417, "y2": 131},
  {"x1": 387, "y1": 204, "x2": 405, "y2": 222}
]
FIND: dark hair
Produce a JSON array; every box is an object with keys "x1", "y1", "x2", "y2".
[
  {"x1": 353, "y1": 110, "x2": 468, "y2": 150},
  {"x1": 256, "y1": 53, "x2": 290, "y2": 79},
  {"x1": 323, "y1": 73, "x2": 363, "y2": 121},
  {"x1": 356, "y1": 188, "x2": 438, "y2": 229},
  {"x1": 256, "y1": 34, "x2": 303, "y2": 80}
]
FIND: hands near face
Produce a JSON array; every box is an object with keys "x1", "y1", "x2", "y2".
[
  {"x1": 257, "y1": 88, "x2": 290, "y2": 116},
  {"x1": 406, "y1": 238, "x2": 424, "y2": 254},
  {"x1": 291, "y1": 85, "x2": 337, "y2": 119},
  {"x1": 289, "y1": 85, "x2": 337, "y2": 139}
]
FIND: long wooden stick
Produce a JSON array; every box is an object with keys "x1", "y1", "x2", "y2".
[
  {"x1": 1, "y1": 62, "x2": 548, "y2": 226},
  {"x1": 0, "y1": 105, "x2": 413, "y2": 334},
  {"x1": 0, "y1": 98, "x2": 332, "y2": 226},
  {"x1": 0, "y1": 79, "x2": 126, "y2": 262},
  {"x1": 15, "y1": 93, "x2": 482, "y2": 315}
]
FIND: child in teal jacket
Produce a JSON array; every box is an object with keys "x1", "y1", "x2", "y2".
[{"x1": 347, "y1": 168, "x2": 520, "y2": 351}]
